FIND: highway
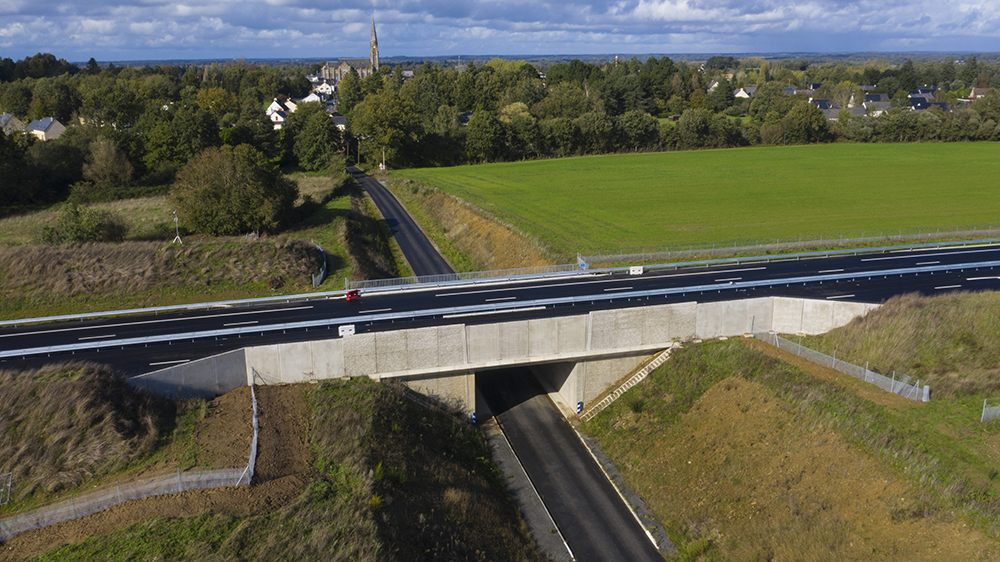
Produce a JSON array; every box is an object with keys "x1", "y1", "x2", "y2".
[{"x1": 3, "y1": 242, "x2": 1000, "y2": 374}]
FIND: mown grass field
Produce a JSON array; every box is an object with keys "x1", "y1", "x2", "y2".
[{"x1": 394, "y1": 142, "x2": 1000, "y2": 258}]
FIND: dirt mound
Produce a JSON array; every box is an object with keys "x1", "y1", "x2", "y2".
[
  {"x1": 0, "y1": 384, "x2": 309, "y2": 561},
  {"x1": 631, "y1": 376, "x2": 1000, "y2": 561}
]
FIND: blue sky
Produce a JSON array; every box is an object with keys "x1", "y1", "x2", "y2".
[{"x1": 1, "y1": 0, "x2": 998, "y2": 62}]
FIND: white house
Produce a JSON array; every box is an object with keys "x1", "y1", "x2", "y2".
[
  {"x1": 269, "y1": 110, "x2": 289, "y2": 130},
  {"x1": 25, "y1": 117, "x2": 65, "y2": 141}
]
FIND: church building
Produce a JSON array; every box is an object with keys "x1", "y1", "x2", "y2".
[{"x1": 320, "y1": 18, "x2": 380, "y2": 81}]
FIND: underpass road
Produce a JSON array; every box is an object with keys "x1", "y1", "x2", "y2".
[
  {"x1": 348, "y1": 166, "x2": 454, "y2": 277},
  {"x1": 480, "y1": 369, "x2": 665, "y2": 562}
]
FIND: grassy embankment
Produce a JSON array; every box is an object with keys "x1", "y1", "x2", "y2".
[
  {"x1": 2, "y1": 372, "x2": 541, "y2": 562},
  {"x1": 392, "y1": 142, "x2": 1000, "y2": 262},
  {"x1": 582, "y1": 290, "x2": 1000, "y2": 560},
  {"x1": 0, "y1": 171, "x2": 405, "y2": 320}
]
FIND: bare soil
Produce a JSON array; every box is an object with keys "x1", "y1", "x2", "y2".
[
  {"x1": 624, "y1": 373, "x2": 1000, "y2": 561},
  {"x1": 0, "y1": 385, "x2": 310, "y2": 561}
]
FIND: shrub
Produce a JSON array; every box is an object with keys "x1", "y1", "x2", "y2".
[{"x1": 40, "y1": 203, "x2": 129, "y2": 244}]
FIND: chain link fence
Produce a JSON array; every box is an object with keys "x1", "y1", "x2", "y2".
[
  {"x1": 753, "y1": 330, "x2": 929, "y2": 402},
  {"x1": 981, "y1": 399, "x2": 1000, "y2": 423},
  {"x1": 0, "y1": 383, "x2": 260, "y2": 542},
  {"x1": 311, "y1": 240, "x2": 327, "y2": 288},
  {"x1": 346, "y1": 263, "x2": 582, "y2": 291},
  {"x1": 581, "y1": 225, "x2": 1000, "y2": 266}
]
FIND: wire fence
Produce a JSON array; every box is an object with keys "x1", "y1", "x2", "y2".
[
  {"x1": 0, "y1": 473, "x2": 10, "y2": 507},
  {"x1": 753, "y1": 330, "x2": 929, "y2": 402},
  {"x1": 346, "y1": 263, "x2": 582, "y2": 291},
  {"x1": 981, "y1": 399, "x2": 1000, "y2": 423},
  {"x1": 0, "y1": 383, "x2": 260, "y2": 542},
  {"x1": 580, "y1": 225, "x2": 1000, "y2": 266},
  {"x1": 311, "y1": 240, "x2": 327, "y2": 288}
]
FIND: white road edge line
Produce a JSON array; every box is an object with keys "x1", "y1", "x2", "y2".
[
  {"x1": 862, "y1": 247, "x2": 1000, "y2": 262},
  {"x1": 916, "y1": 261, "x2": 940, "y2": 266},
  {"x1": 935, "y1": 285, "x2": 962, "y2": 290},
  {"x1": 572, "y1": 427, "x2": 660, "y2": 549},
  {"x1": 149, "y1": 359, "x2": 190, "y2": 366},
  {"x1": 603, "y1": 287, "x2": 633, "y2": 292},
  {"x1": 967, "y1": 277, "x2": 1000, "y2": 281},
  {"x1": 714, "y1": 277, "x2": 742, "y2": 282},
  {"x1": 359, "y1": 308, "x2": 392, "y2": 314},
  {"x1": 223, "y1": 321, "x2": 259, "y2": 327},
  {"x1": 818, "y1": 269, "x2": 844, "y2": 273},
  {"x1": 485, "y1": 296, "x2": 517, "y2": 302},
  {"x1": 826, "y1": 294, "x2": 856, "y2": 300},
  {"x1": 78, "y1": 334, "x2": 116, "y2": 341},
  {"x1": 493, "y1": 418, "x2": 575, "y2": 560}
]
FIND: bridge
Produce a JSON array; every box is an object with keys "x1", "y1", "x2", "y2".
[{"x1": 130, "y1": 296, "x2": 877, "y2": 416}]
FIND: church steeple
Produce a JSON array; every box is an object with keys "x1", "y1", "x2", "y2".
[{"x1": 370, "y1": 17, "x2": 379, "y2": 72}]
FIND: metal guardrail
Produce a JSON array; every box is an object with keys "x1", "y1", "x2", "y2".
[
  {"x1": 347, "y1": 263, "x2": 583, "y2": 290},
  {"x1": 6, "y1": 258, "x2": 1000, "y2": 361},
  {"x1": 2, "y1": 239, "x2": 994, "y2": 329}
]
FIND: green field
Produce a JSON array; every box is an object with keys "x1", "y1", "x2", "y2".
[{"x1": 394, "y1": 143, "x2": 1000, "y2": 257}]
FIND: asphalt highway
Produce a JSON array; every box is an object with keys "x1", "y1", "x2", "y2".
[
  {"x1": 4, "y1": 243, "x2": 1000, "y2": 374},
  {"x1": 480, "y1": 368, "x2": 664, "y2": 562},
  {"x1": 348, "y1": 166, "x2": 455, "y2": 277}
]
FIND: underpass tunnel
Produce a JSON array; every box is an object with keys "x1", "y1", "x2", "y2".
[{"x1": 476, "y1": 362, "x2": 579, "y2": 424}]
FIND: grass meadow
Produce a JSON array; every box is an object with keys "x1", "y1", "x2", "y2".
[{"x1": 394, "y1": 142, "x2": 1000, "y2": 258}]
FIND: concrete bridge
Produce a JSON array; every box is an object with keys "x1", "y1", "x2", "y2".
[{"x1": 130, "y1": 296, "x2": 877, "y2": 415}]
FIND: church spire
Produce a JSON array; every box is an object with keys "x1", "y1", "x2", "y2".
[{"x1": 370, "y1": 16, "x2": 379, "y2": 72}]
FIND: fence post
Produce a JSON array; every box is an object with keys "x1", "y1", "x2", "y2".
[
  {"x1": 832, "y1": 350, "x2": 836, "y2": 369},
  {"x1": 891, "y1": 372, "x2": 895, "y2": 393},
  {"x1": 71, "y1": 494, "x2": 76, "y2": 519},
  {"x1": 983, "y1": 399, "x2": 988, "y2": 423},
  {"x1": 923, "y1": 385, "x2": 930, "y2": 403},
  {"x1": 117, "y1": 480, "x2": 122, "y2": 504},
  {"x1": 798, "y1": 337, "x2": 802, "y2": 357},
  {"x1": 177, "y1": 468, "x2": 182, "y2": 493}
]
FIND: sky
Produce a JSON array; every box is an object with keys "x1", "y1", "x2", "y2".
[{"x1": 1, "y1": 0, "x2": 999, "y2": 63}]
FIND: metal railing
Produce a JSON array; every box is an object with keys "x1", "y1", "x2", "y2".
[
  {"x1": 0, "y1": 379, "x2": 260, "y2": 541},
  {"x1": 346, "y1": 263, "x2": 583, "y2": 291},
  {"x1": 753, "y1": 330, "x2": 929, "y2": 402},
  {"x1": 7, "y1": 258, "x2": 1000, "y2": 361},
  {"x1": 580, "y1": 346, "x2": 676, "y2": 422},
  {"x1": 580, "y1": 227, "x2": 1000, "y2": 266}
]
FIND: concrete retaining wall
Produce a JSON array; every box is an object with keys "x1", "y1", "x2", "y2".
[{"x1": 131, "y1": 297, "x2": 878, "y2": 410}]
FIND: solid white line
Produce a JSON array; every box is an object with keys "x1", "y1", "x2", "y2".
[
  {"x1": 935, "y1": 285, "x2": 962, "y2": 290},
  {"x1": 485, "y1": 296, "x2": 517, "y2": 302},
  {"x1": 435, "y1": 266, "x2": 767, "y2": 297},
  {"x1": 603, "y1": 286, "x2": 633, "y2": 292},
  {"x1": 443, "y1": 306, "x2": 546, "y2": 319},
  {"x1": 715, "y1": 277, "x2": 742, "y2": 282},
  {"x1": 826, "y1": 294, "x2": 856, "y2": 300},
  {"x1": 1, "y1": 306, "x2": 314, "y2": 339},
  {"x1": 78, "y1": 334, "x2": 116, "y2": 341},
  {"x1": 223, "y1": 320, "x2": 259, "y2": 327},
  {"x1": 359, "y1": 308, "x2": 392, "y2": 314},
  {"x1": 818, "y1": 269, "x2": 844, "y2": 273},
  {"x1": 916, "y1": 261, "x2": 940, "y2": 266},
  {"x1": 149, "y1": 359, "x2": 190, "y2": 366},
  {"x1": 967, "y1": 276, "x2": 1000, "y2": 281},
  {"x1": 572, "y1": 427, "x2": 660, "y2": 549}
]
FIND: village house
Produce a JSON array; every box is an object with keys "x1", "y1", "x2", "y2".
[{"x1": 25, "y1": 117, "x2": 65, "y2": 141}]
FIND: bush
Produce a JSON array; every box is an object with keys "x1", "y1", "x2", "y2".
[{"x1": 40, "y1": 203, "x2": 129, "y2": 244}]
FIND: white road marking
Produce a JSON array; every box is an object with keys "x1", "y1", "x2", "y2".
[
  {"x1": 1, "y1": 306, "x2": 314, "y2": 339},
  {"x1": 968, "y1": 276, "x2": 1000, "y2": 281},
  {"x1": 149, "y1": 359, "x2": 190, "y2": 366},
  {"x1": 819, "y1": 269, "x2": 844, "y2": 273},
  {"x1": 935, "y1": 285, "x2": 962, "y2": 290},
  {"x1": 485, "y1": 296, "x2": 517, "y2": 302},
  {"x1": 826, "y1": 294, "x2": 856, "y2": 300},
  {"x1": 78, "y1": 334, "x2": 116, "y2": 341},
  {"x1": 443, "y1": 306, "x2": 546, "y2": 319},
  {"x1": 359, "y1": 308, "x2": 392, "y2": 314},
  {"x1": 715, "y1": 277, "x2": 742, "y2": 282},
  {"x1": 435, "y1": 266, "x2": 767, "y2": 298},
  {"x1": 223, "y1": 320, "x2": 259, "y2": 327},
  {"x1": 603, "y1": 287, "x2": 633, "y2": 292},
  {"x1": 916, "y1": 261, "x2": 940, "y2": 266}
]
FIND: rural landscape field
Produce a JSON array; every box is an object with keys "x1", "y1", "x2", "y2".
[{"x1": 393, "y1": 142, "x2": 1000, "y2": 258}]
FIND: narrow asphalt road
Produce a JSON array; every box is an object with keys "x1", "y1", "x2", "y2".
[
  {"x1": 348, "y1": 166, "x2": 454, "y2": 277},
  {"x1": 479, "y1": 368, "x2": 664, "y2": 562}
]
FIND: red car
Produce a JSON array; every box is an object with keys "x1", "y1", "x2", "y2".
[{"x1": 345, "y1": 289, "x2": 361, "y2": 301}]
